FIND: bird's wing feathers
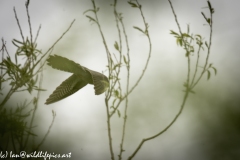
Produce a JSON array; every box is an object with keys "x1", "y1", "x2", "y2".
[
  {"x1": 47, "y1": 55, "x2": 86, "y2": 75},
  {"x1": 85, "y1": 68, "x2": 109, "y2": 95},
  {"x1": 45, "y1": 74, "x2": 88, "y2": 104},
  {"x1": 45, "y1": 55, "x2": 109, "y2": 105}
]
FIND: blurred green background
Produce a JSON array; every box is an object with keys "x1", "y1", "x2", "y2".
[{"x1": 1, "y1": 0, "x2": 240, "y2": 159}]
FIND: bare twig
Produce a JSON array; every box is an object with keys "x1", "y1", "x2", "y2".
[
  {"x1": 190, "y1": 43, "x2": 201, "y2": 86},
  {"x1": 126, "y1": 0, "x2": 152, "y2": 96},
  {"x1": 13, "y1": 7, "x2": 25, "y2": 42},
  {"x1": 104, "y1": 98, "x2": 115, "y2": 160},
  {"x1": 117, "y1": 1, "x2": 132, "y2": 159},
  {"x1": 89, "y1": 1, "x2": 118, "y2": 159},
  {"x1": 128, "y1": 1, "x2": 214, "y2": 159},
  {"x1": 25, "y1": 0, "x2": 33, "y2": 44},
  {"x1": 0, "y1": 85, "x2": 16, "y2": 109},
  {"x1": 128, "y1": 90, "x2": 189, "y2": 160},
  {"x1": 32, "y1": 19, "x2": 75, "y2": 75},
  {"x1": 23, "y1": 64, "x2": 43, "y2": 149},
  {"x1": 34, "y1": 25, "x2": 41, "y2": 44},
  {"x1": 109, "y1": 0, "x2": 152, "y2": 118},
  {"x1": 35, "y1": 110, "x2": 56, "y2": 151},
  {"x1": 191, "y1": 2, "x2": 213, "y2": 88}
]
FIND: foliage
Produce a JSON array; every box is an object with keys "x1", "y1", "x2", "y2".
[
  {"x1": 0, "y1": 0, "x2": 73, "y2": 155},
  {"x1": 1, "y1": 0, "x2": 217, "y2": 159},
  {"x1": 84, "y1": 0, "x2": 216, "y2": 160}
]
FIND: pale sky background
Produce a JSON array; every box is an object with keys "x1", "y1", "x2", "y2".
[{"x1": 1, "y1": 0, "x2": 240, "y2": 160}]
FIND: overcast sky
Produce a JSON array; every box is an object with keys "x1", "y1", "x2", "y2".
[{"x1": 1, "y1": 0, "x2": 240, "y2": 160}]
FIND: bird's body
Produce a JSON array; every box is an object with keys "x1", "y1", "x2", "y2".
[{"x1": 45, "y1": 55, "x2": 109, "y2": 105}]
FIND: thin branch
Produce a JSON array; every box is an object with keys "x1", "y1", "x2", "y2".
[
  {"x1": 25, "y1": 0, "x2": 33, "y2": 44},
  {"x1": 190, "y1": 44, "x2": 201, "y2": 87},
  {"x1": 128, "y1": 0, "x2": 193, "y2": 158},
  {"x1": 126, "y1": 0, "x2": 151, "y2": 96},
  {"x1": 32, "y1": 19, "x2": 75, "y2": 75},
  {"x1": 105, "y1": 99, "x2": 115, "y2": 160},
  {"x1": 128, "y1": 91, "x2": 189, "y2": 160},
  {"x1": 11, "y1": 132, "x2": 17, "y2": 154},
  {"x1": 109, "y1": 0, "x2": 152, "y2": 118},
  {"x1": 90, "y1": 1, "x2": 115, "y2": 159},
  {"x1": 34, "y1": 25, "x2": 41, "y2": 44},
  {"x1": 0, "y1": 85, "x2": 16, "y2": 109},
  {"x1": 118, "y1": 1, "x2": 131, "y2": 159},
  {"x1": 191, "y1": 2, "x2": 213, "y2": 89},
  {"x1": 0, "y1": 39, "x2": 5, "y2": 90},
  {"x1": 23, "y1": 65, "x2": 43, "y2": 149},
  {"x1": 91, "y1": 0, "x2": 112, "y2": 73},
  {"x1": 35, "y1": 110, "x2": 56, "y2": 151},
  {"x1": 13, "y1": 7, "x2": 25, "y2": 42},
  {"x1": 0, "y1": 38, "x2": 8, "y2": 56}
]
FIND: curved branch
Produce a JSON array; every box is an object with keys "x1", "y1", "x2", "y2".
[{"x1": 128, "y1": 91, "x2": 189, "y2": 160}]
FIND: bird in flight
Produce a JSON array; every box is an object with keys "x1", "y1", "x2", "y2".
[{"x1": 45, "y1": 55, "x2": 109, "y2": 104}]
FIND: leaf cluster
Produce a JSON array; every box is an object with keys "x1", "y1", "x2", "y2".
[
  {"x1": 170, "y1": 1, "x2": 216, "y2": 94},
  {"x1": 0, "y1": 101, "x2": 36, "y2": 137},
  {"x1": 0, "y1": 39, "x2": 44, "y2": 94},
  {"x1": 85, "y1": 0, "x2": 152, "y2": 159},
  {"x1": 0, "y1": 0, "x2": 73, "y2": 154}
]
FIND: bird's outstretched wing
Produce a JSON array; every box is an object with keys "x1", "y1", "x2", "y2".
[
  {"x1": 45, "y1": 74, "x2": 88, "y2": 104},
  {"x1": 47, "y1": 55, "x2": 86, "y2": 75},
  {"x1": 85, "y1": 68, "x2": 109, "y2": 95},
  {"x1": 45, "y1": 55, "x2": 109, "y2": 104}
]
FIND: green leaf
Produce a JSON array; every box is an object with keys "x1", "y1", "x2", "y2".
[
  {"x1": 207, "y1": 70, "x2": 211, "y2": 80},
  {"x1": 210, "y1": 8, "x2": 215, "y2": 14},
  {"x1": 128, "y1": 1, "x2": 138, "y2": 8},
  {"x1": 170, "y1": 30, "x2": 179, "y2": 36},
  {"x1": 211, "y1": 67, "x2": 217, "y2": 75},
  {"x1": 207, "y1": 1, "x2": 212, "y2": 10},
  {"x1": 113, "y1": 63, "x2": 121, "y2": 70},
  {"x1": 133, "y1": 26, "x2": 145, "y2": 34},
  {"x1": 25, "y1": 130, "x2": 37, "y2": 136},
  {"x1": 201, "y1": 12, "x2": 208, "y2": 22},
  {"x1": 187, "y1": 24, "x2": 190, "y2": 34},
  {"x1": 205, "y1": 41, "x2": 209, "y2": 48},
  {"x1": 12, "y1": 40, "x2": 20, "y2": 48},
  {"x1": 83, "y1": 9, "x2": 95, "y2": 14},
  {"x1": 13, "y1": 39, "x2": 24, "y2": 45},
  {"x1": 182, "y1": 33, "x2": 192, "y2": 39},
  {"x1": 207, "y1": 18, "x2": 211, "y2": 24},
  {"x1": 86, "y1": 15, "x2": 97, "y2": 23},
  {"x1": 33, "y1": 97, "x2": 38, "y2": 105},
  {"x1": 96, "y1": 7, "x2": 100, "y2": 13},
  {"x1": 34, "y1": 88, "x2": 47, "y2": 91},
  {"x1": 207, "y1": 1, "x2": 214, "y2": 13},
  {"x1": 114, "y1": 90, "x2": 119, "y2": 97},
  {"x1": 114, "y1": 41, "x2": 119, "y2": 51},
  {"x1": 189, "y1": 46, "x2": 194, "y2": 52},
  {"x1": 112, "y1": 99, "x2": 117, "y2": 106},
  {"x1": 195, "y1": 34, "x2": 202, "y2": 39},
  {"x1": 176, "y1": 38, "x2": 183, "y2": 46},
  {"x1": 123, "y1": 55, "x2": 128, "y2": 64},
  {"x1": 110, "y1": 106, "x2": 115, "y2": 109},
  {"x1": 189, "y1": 90, "x2": 195, "y2": 94},
  {"x1": 27, "y1": 86, "x2": 33, "y2": 94},
  {"x1": 117, "y1": 109, "x2": 121, "y2": 117}
]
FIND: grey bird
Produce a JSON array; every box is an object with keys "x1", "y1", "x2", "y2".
[{"x1": 45, "y1": 55, "x2": 109, "y2": 105}]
